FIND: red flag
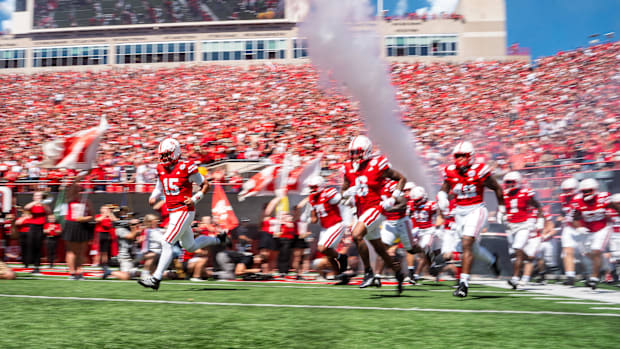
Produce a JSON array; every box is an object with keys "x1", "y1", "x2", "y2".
[
  {"x1": 41, "y1": 116, "x2": 108, "y2": 169},
  {"x1": 212, "y1": 184, "x2": 239, "y2": 231},
  {"x1": 237, "y1": 156, "x2": 322, "y2": 200}
]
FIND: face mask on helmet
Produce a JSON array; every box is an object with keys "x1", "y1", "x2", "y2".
[
  {"x1": 158, "y1": 138, "x2": 181, "y2": 168},
  {"x1": 578, "y1": 178, "x2": 598, "y2": 201},
  {"x1": 348, "y1": 136, "x2": 372, "y2": 171},
  {"x1": 454, "y1": 153, "x2": 472, "y2": 169}
]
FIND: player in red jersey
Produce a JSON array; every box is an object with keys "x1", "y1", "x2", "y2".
[
  {"x1": 437, "y1": 141, "x2": 503, "y2": 297},
  {"x1": 304, "y1": 175, "x2": 349, "y2": 284},
  {"x1": 566, "y1": 178, "x2": 620, "y2": 289},
  {"x1": 139, "y1": 138, "x2": 225, "y2": 290},
  {"x1": 375, "y1": 180, "x2": 417, "y2": 284},
  {"x1": 501, "y1": 172, "x2": 545, "y2": 289},
  {"x1": 558, "y1": 177, "x2": 581, "y2": 285},
  {"x1": 409, "y1": 186, "x2": 442, "y2": 283},
  {"x1": 341, "y1": 135, "x2": 407, "y2": 294}
]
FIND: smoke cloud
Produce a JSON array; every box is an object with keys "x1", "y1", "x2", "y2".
[
  {"x1": 0, "y1": 0, "x2": 14, "y2": 33},
  {"x1": 416, "y1": 0, "x2": 459, "y2": 15},
  {"x1": 298, "y1": 0, "x2": 430, "y2": 190},
  {"x1": 395, "y1": 0, "x2": 408, "y2": 17}
]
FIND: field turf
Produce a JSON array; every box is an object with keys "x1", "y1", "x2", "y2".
[{"x1": 1, "y1": 277, "x2": 619, "y2": 349}]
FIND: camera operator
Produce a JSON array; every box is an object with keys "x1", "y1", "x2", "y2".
[{"x1": 108, "y1": 208, "x2": 141, "y2": 280}]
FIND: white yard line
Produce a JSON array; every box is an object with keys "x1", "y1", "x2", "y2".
[
  {"x1": 0, "y1": 294, "x2": 618, "y2": 317},
  {"x1": 590, "y1": 307, "x2": 620, "y2": 310}
]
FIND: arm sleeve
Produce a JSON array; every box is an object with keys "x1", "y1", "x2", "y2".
[
  {"x1": 189, "y1": 172, "x2": 204, "y2": 186},
  {"x1": 149, "y1": 179, "x2": 164, "y2": 201}
]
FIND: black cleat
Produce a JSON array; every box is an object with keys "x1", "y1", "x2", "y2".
[
  {"x1": 490, "y1": 254, "x2": 501, "y2": 277},
  {"x1": 507, "y1": 279, "x2": 519, "y2": 290},
  {"x1": 138, "y1": 277, "x2": 160, "y2": 291},
  {"x1": 408, "y1": 270, "x2": 418, "y2": 285},
  {"x1": 359, "y1": 272, "x2": 379, "y2": 288},
  {"x1": 337, "y1": 254, "x2": 348, "y2": 275},
  {"x1": 563, "y1": 277, "x2": 576, "y2": 286},
  {"x1": 453, "y1": 282, "x2": 468, "y2": 297},
  {"x1": 395, "y1": 271, "x2": 405, "y2": 295},
  {"x1": 102, "y1": 269, "x2": 112, "y2": 280},
  {"x1": 585, "y1": 279, "x2": 598, "y2": 290},
  {"x1": 334, "y1": 274, "x2": 351, "y2": 286}
]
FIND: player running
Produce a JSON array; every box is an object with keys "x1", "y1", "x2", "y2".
[
  {"x1": 138, "y1": 138, "x2": 226, "y2": 290},
  {"x1": 408, "y1": 185, "x2": 442, "y2": 283},
  {"x1": 558, "y1": 178, "x2": 581, "y2": 285},
  {"x1": 501, "y1": 171, "x2": 545, "y2": 289},
  {"x1": 304, "y1": 175, "x2": 350, "y2": 284},
  {"x1": 566, "y1": 178, "x2": 620, "y2": 289},
  {"x1": 437, "y1": 141, "x2": 503, "y2": 297},
  {"x1": 341, "y1": 135, "x2": 407, "y2": 294}
]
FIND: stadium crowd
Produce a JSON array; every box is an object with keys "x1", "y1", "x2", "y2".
[{"x1": 0, "y1": 41, "x2": 618, "y2": 193}]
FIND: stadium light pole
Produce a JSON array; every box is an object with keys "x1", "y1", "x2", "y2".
[{"x1": 377, "y1": 0, "x2": 384, "y2": 17}]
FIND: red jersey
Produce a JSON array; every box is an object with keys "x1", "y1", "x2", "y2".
[
  {"x1": 156, "y1": 161, "x2": 200, "y2": 211},
  {"x1": 567, "y1": 192, "x2": 611, "y2": 232},
  {"x1": 559, "y1": 192, "x2": 575, "y2": 217},
  {"x1": 94, "y1": 214, "x2": 114, "y2": 234},
  {"x1": 503, "y1": 188, "x2": 536, "y2": 223},
  {"x1": 443, "y1": 163, "x2": 491, "y2": 207},
  {"x1": 262, "y1": 216, "x2": 279, "y2": 236},
  {"x1": 29, "y1": 204, "x2": 47, "y2": 225},
  {"x1": 308, "y1": 187, "x2": 342, "y2": 229},
  {"x1": 381, "y1": 179, "x2": 406, "y2": 220},
  {"x1": 410, "y1": 200, "x2": 439, "y2": 229},
  {"x1": 43, "y1": 222, "x2": 62, "y2": 237},
  {"x1": 343, "y1": 155, "x2": 391, "y2": 215}
]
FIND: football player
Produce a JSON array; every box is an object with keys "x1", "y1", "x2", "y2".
[
  {"x1": 341, "y1": 135, "x2": 407, "y2": 294},
  {"x1": 408, "y1": 186, "x2": 443, "y2": 283},
  {"x1": 566, "y1": 178, "x2": 620, "y2": 289},
  {"x1": 558, "y1": 177, "x2": 581, "y2": 285},
  {"x1": 375, "y1": 180, "x2": 418, "y2": 284},
  {"x1": 501, "y1": 172, "x2": 545, "y2": 289},
  {"x1": 437, "y1": 141, "x2": 503, "y2": 297},
  {"x1": 138, "y1": 138, "x2": 226, "y2": 290},
  {"x1": 304, "y1": 175, "x2": 349, "y2": 284}
]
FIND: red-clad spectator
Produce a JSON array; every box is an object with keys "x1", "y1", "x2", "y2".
[{"x1": 43, "y1": 214, "x2": 62, "y2": 268}]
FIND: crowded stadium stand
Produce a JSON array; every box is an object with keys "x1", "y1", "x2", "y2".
[{"x1": 0, "y1": 0, "x2": 618, "y2": 286}]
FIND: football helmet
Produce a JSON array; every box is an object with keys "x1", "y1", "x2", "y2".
[
  {"x1": 503, "y1": 171, "x2": 522, "y2": 192},
  {"x1": 348, "y1": 135, "x2": 372, "y2": 171},
  {"x1": 410, "y1": 186, "x2": 428, "y2": 206},
  {"x1": 560, "y1": 177, "x2": 579, "y2": 194},
  {"x1": 452, "y1": 141, "x2": 475, "y2": 170},
  {"x1": 158, "y1": 138, "x2": 181, "y2": 167},
  {"x1": 578, "y1": 178, "x2": 599, "y2": 201},
  {"x1": 307, "y1": 175, "x2": 325, "y2": 194}
]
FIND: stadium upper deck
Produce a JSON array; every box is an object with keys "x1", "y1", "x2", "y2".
[{"x1": 0, "y1": 0, "x2": 527, "y2": 73}]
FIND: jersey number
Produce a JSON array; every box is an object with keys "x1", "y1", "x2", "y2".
[
  {"x1": 509, "y1": 198, "x2": 519, "y2": 213},
  {"x1": 354, "y1": 176, "x2": 369, "y2": 197},
  {"x1": 163, "y1": 178, "x2": 180, "y2": 196},
  {"x1": 313, "y1": 204, "x2": 328, "y2": 217},
  {"x1": 453, "y1": 183, "x2": 477, "y2": 199}
]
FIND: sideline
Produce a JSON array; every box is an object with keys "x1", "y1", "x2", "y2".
[{"x1": 0, "y1": 294, "x2": 618, "y2": 317}]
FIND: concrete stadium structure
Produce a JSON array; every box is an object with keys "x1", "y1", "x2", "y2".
[{"x1": 0, "y1": 0, "x2": 528, "y2": 73}]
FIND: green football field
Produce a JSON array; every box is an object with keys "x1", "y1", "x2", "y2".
[{"x1": 1, "y1": 277, "x2": 619, "y2": 349}]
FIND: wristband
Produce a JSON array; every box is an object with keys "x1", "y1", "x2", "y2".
[
  {"x1": 437, "y1": 191, "x2": 448, "y2": 202},
  {"x1": 191, "y1": 192, "x2": 204, "y2": 204},
  {"x1": 536, "y1": 218, "x2": 545, "y2": 230},
  {"x1": 392, "y1": 189, "x2": 402, "y2": 198}
]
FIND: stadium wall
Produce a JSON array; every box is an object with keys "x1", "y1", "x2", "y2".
[{"x1": 0, "y1": 0, "x2": 527, "y2": 74}]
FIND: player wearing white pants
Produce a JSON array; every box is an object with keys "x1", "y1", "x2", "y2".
[
  {"x1": 380, "y1": 217, "x2": 415, "y2": 251},
  {"x1": 452, "y1": 204, "x2": 496, "y2": 266}
]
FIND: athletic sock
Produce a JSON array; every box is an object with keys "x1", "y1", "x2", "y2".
[
  {"x1": 521, "y1": 275, "x2": 530, "y2": 283},
  {"x1": 460, "y1": 273, "x2": 470, "y2": 287},
  {"x1": 566, "y1": 271, "x2": 576, "y2": 278},
  {"x1": 153, "y1": 241, "x2": 174, "y2": 280}
]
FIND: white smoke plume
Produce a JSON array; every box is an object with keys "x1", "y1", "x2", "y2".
[
  {"x1": 298, "y1": 0, "x2": 430, "y2": 190},
  {"x1": 395, "y1": 0, "x2": 408, "y2": 17},
  {"x1": 416, "y1": 0, "x2": 459, "y2": 15}
]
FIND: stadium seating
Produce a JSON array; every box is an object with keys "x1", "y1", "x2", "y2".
[{"x1": 0, "y1": 42, "x2": 617, "y2": 189}]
